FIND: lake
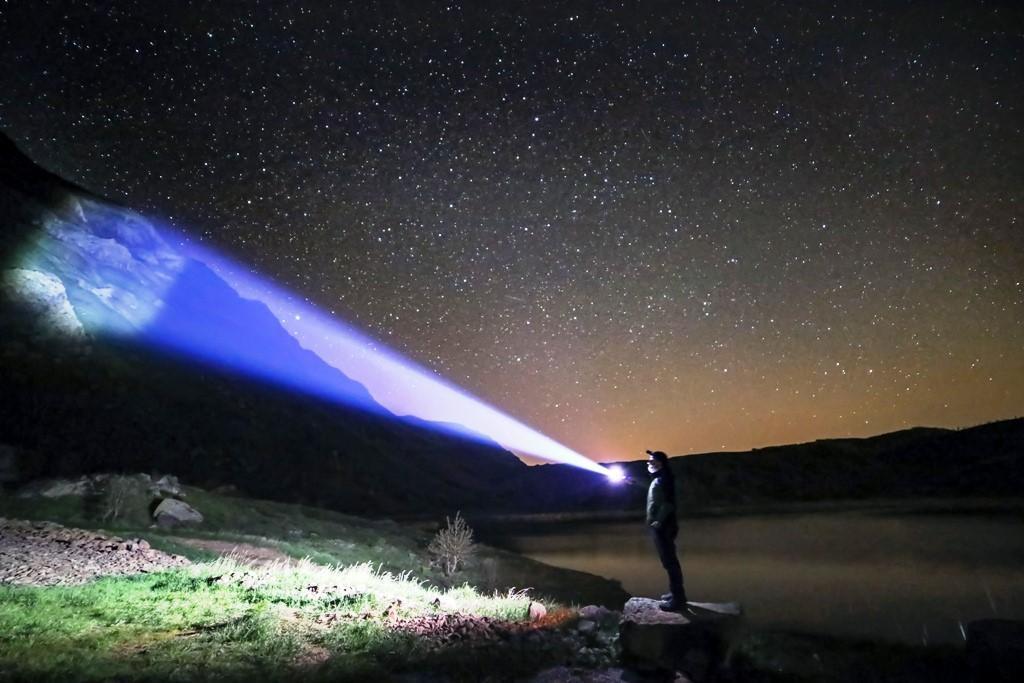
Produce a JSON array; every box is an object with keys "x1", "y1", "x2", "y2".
[{"x1": 481, "y1": 506, "x2": 1024, "y2": 644}]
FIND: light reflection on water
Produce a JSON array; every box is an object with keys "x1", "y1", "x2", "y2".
[{"x1": 490, "y1": 511, "x2": 1024, "y2": 644}]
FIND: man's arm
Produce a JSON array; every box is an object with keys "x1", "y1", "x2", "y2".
[
  {"x1": 650, "y1": 479, "x2": 675, "y2": 527},
  {"x1": 656, "y1": 496, "x2": 675, "y2": 525}
]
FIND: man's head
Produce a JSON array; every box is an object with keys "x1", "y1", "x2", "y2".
[{"x1": 646, "y1": 449, "x2": 668, "y2": 474}]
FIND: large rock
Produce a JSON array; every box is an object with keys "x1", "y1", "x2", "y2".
[
  {"x1": 967, "y1": 619, "x2": 1024, "y2": 682},
  {"x1": 18, "y1": 475, "x2": 95, "y2": 498},
  {"x1": 619, "y1": 598, "x2": 743, "y2": 682},
  {"x1": 1, "y1": 268, "x2": 88, "y2": 340},
  {"x1": 19, "y1": 474, "x2": 113, "y2": 499},
  {"x1": 152, "y1": 498, "x2": 203, "y2": 528},
  {"x1": 151, "y1": 474, "x2": 184, "y2": 498},
  {"x1": 16, "y1": 472, "x2": 185, "y2": 501}
]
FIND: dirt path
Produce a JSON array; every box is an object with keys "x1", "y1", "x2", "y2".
[
  {"x1": 0, "y1": 518, "x2": 189, "y2": 586},
  {"x1": 165, "y1": 537, "x2": 295, "y2": 566}
]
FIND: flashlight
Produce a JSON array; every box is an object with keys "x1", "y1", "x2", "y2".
[{"x1": 605, "y1": 465, "x2": 627, "y2": 484}]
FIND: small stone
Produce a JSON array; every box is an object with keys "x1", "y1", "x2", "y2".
[
  {"x1": 577, "y1": 619, "x2": 597, "y2": 634},
  {"x1": 528, "y1": 601, "x2": 547, "y2": 621}
]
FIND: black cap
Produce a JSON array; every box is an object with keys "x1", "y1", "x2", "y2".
[{"x1": 645, "y1": 449, "x2": 668, "y2": 463}]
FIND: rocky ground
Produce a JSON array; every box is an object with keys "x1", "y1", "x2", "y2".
[
  {"x1": 0, "y1": 517, "x2": 189, "y2": 586},
  {"x1": 387, "y1": 608, "x2": 610, "y2": 659},
  {"x1": 386, "y1": 605, "x2": 626, "y2": 679}
]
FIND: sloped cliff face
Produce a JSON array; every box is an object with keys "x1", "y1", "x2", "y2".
[
  {"x1": 14, "y1": 195, "x2": 186, "y2": 335},
  {"x1": 0, "y1": 133, "x2": 526, "y2": 515},
  {"x1": 2, "y1": 268, "x2": 86, "y2": 340}
]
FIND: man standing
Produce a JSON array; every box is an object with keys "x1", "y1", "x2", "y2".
[{"x1": 646, "y1": 449, "x2": 688, "y2": 611}]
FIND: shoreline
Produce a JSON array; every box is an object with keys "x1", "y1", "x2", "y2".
[{"x1": 455, "y1": 496, "x2": 1024, "y2": 529}]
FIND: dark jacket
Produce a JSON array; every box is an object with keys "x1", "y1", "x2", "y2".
[{"x1": 646, "y1": 468, "x2": 677, "y2": 526}]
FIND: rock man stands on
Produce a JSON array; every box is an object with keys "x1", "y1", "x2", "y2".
[{"x1": 646, "y1": 449, "x2": 688, "y2": 612}]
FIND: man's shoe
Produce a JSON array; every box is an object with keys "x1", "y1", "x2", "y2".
[{"x1": 659, "y1": 599, "x2": 687, "y2": 612}]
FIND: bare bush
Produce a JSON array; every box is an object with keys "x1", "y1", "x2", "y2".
[
  {"x1": 101, "y1": 475, "x2": 148, "y2": 524},
  {"x1": 102, "y1": 475, "x2": 133, "y2": 521},
  {"x1": 427, "y1": 511, "x2": 475, "y2": 575}
]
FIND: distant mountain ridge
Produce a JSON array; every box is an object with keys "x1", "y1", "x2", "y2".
[{"x1": 503, "y1": 417, "x2": 1024, "y2": 514}]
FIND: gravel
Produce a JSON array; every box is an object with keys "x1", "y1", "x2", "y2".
[{"x1": 0, "y1": 517, "x2": 189, "y2": 586}]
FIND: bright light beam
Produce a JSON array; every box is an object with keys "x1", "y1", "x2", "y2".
[
  {"x1": 177, "y1": 240, "x2": 608, "y2": 475},
  {"x1": 5, "y1": 154, "x2": 615, "y2": 476}
]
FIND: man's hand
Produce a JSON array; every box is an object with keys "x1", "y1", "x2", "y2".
[{"x1": 650, "y1": 521, "x2": 661, "y2": 529}]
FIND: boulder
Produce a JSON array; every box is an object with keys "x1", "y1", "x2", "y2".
[
  {"x1": 619, "y1": 598, "x2": 743, "y2": 682},
  {"x1": 18, "y1": 475, "x2": 95, "y2": 498},
  {"x1": 152, "y1": 498, "x2": 203, "y2": 528},
  {"x1": 18, "y1": 473, "x2": 135, "y2": 499},
  {"x1": 967, "y1": 619, "x2": 1024, "y2": 682},
  {"x1": 1, "y1": 268, "x2": 88, "y2": 340},
  {"x1": 151, "y1": 474, "x2": 184, "y2": 497}
]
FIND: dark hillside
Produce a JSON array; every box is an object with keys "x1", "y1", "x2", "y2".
[
  {"x1": 507, "y1": 418, "x2": 1024, "y2": 514},
  {"x1": 0, "y1": 326, "x2": 527, "y2": 516}
]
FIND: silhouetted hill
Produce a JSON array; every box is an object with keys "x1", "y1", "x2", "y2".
[
  {"x1": 504, "y1": 418, "x2": 1024, "y2": 514},
  {"x1": 0, "y1": 132, "x2": 525, "y2": 515}
]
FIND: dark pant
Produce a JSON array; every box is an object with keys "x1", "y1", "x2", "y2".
[{"x1": 651, "y1": 521, "x2": 686, "y2": 602}]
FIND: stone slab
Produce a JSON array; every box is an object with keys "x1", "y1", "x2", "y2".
[{"x1": 619, "y1": 597, "x2": 744, "y2": 682}]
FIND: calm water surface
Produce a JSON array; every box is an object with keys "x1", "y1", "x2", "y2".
[{"x1": 485, "y1": 510, "x2": 1024, "y2": 644}]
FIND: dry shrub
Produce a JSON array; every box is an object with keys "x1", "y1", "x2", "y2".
[
  {"x1": 101, "y1": 475, "x2": 148, "y2": 524},
  {"x1": 428, "y1": 511, "x2": 475, "y2": 575}
]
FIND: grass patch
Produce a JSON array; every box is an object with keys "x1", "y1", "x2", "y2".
[
  {"x1": 0, "y1": 481, "x2": 628, "y2": 679},
  {"x1": 0, "y1": 558, "x2": 546, "y2": 682},
  {"x1": 0, "y1": 485, "x2": 629, "y2": 608}
]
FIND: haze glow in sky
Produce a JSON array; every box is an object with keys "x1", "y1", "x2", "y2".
[{"x1": 2, "y1": 1, "x2": 1021, "y2": 460}]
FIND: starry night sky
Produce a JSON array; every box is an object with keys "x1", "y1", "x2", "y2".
[{"x1": 2, "y1": 1, "x2": 1022, "y2": 461}]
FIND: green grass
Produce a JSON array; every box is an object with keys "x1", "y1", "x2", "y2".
[
  {"x1": 0, "y1": 484, "x2": 629, "y2": 608},
  {"x1": 1, "y1": 486, "x2": 458, "y2": 576},
  {"x1": 0, "y1": 558, "x2": 545, "y2": 682},
  {"x1": 0, "y1": 484, "x2": 628, "y2": 680}
]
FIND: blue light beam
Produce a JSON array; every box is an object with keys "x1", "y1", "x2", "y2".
[
  {"x1": 175, "y1": 240, "x2": 609, "y2": 476},
  {"x1": 6, "y1": 196, "x2": 611, "y2": 476}
]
